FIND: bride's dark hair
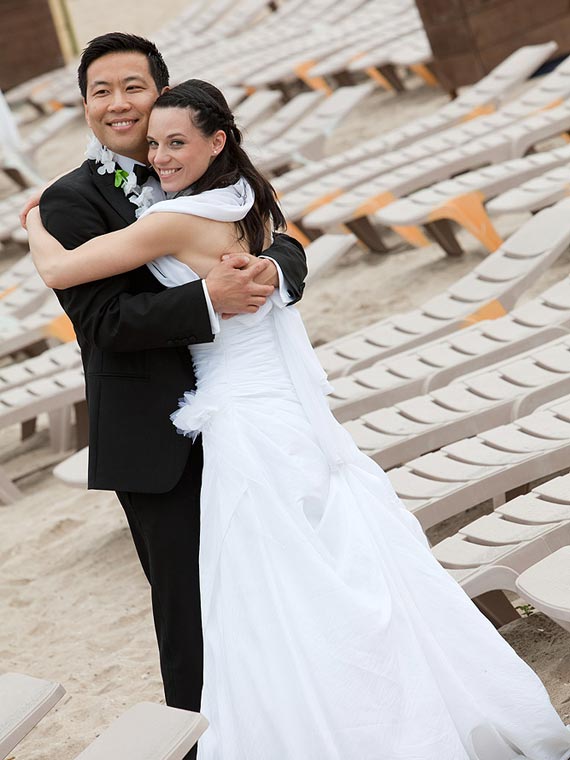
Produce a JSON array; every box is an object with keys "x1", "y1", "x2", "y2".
[{"x1": 153, "y1": 79, "x2": 285, "y2": 255}]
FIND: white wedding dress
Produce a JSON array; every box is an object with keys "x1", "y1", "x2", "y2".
[
  {"x1": 140, "y1": 183, "x2": 570, "y2": 760},
  {"x1": 144, "y1": 256, "x2": 570, "y2": 760}
]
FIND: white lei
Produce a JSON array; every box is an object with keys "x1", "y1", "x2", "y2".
[{"x1": 85, "y1": 135, "x2": 155, "y2": 218}]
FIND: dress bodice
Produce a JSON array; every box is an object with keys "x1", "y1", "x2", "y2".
[
  {"x1": 148, "y1": 256, "x2": 283, "y2": 374},
  {"x1": 149, "y1": 255, "x2": 350, "y2": 469}
]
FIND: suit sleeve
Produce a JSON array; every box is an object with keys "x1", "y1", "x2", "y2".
[
  {"x1": 263, "y1": 233, "x2": 307, "y2": 304},
  {"x1": 40, "y1": 180, "x2": 214, "y2": 352}
]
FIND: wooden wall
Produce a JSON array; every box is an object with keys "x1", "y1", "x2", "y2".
[
  {"x1": 0, "y1": 0, "x2": 64, "y2": 91},
  {"x1": 415, "y1": 0, "x2": 570, "y2": 92}
]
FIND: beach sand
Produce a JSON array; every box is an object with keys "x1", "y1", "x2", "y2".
[{"x1": 1, "y1": 2, "x2": 569, "y2": 757}]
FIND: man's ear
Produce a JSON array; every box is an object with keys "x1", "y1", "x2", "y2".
[
  {"x1": 160, "y1": 85, "x2": 170, "y2": 95},
  {"x1": 83, "y1": 100, "x2": 91, "y2": 128}
]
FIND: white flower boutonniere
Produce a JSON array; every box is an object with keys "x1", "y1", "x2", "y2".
[
  {"x1": 85, "y1": 135, "x2": 155, "y2": 218},
  {"x1": 132, "y1": 186, "x2": 155, "y2": 219}
]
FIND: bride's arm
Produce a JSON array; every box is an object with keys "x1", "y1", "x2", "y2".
[{"x1": 27, "y1": 208, "x2": 191, "y2": 289}]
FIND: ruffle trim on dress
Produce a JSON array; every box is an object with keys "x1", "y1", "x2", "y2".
[{"x1": 170, "y1": 390, "x2": 219, "y2": 442}]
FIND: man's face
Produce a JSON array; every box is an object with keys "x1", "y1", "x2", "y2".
[{"x1": 84, "y1": 51, "x2": 160, "y2": 162}]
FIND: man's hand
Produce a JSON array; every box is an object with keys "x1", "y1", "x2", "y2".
[
  {"x1": 19, "y1": 187, "x2": 44, "y2": 229},
  {"x1": 205, "y1": 255, "x2": 274, "y2": 317},
  {"x1": 221, "y1": 252, "x2": 279, "y2": 287}
]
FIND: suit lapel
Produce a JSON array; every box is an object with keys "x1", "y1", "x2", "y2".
[
  {"x1": 88, "y1": 159, "x2": 137, "y2": 226},
  {"x1": 85, "y1": 159, "x2": 165, "y2": 292}
]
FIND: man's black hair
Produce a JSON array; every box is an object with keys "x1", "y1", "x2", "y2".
[{"x1": 77, "y1": 32, "x2": 169, "y2": 99}]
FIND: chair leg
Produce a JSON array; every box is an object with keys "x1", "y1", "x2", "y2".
[
  {"x1": 21, "y1": 418, "x2": 37, "y2": 440},
  {"x1": 334, "y1": 71, "x2": 357, "y2": 87},
  {"x1": 392, "y1": 224, "x2": 430, "y2": 248},
  {"x1": 345, "y1": 218, "x2": 389, "y2": 252},
  {"x1": 365, "y1": 67, "x2": 395, "y2": 92},
  {"x1": 48, "y1": 407, "x2": 73, "y2": 452},
  {"x1": 377, "y1": 64, "x2": 406, "y2": 93},
  {"x1": 473, "y1": 590, "x2": 520, "y2": 628},
  {"x1": 430, "y1": 192, "x2": 503, "y2": 254},
  {"x1": 294, "y1": 219, "x2": 320, "y2": 242},
  {"x1": 286, "y1": 221, "x2": 312, "y2": 247},
  {"x1": 20, "y1": 339, "x2": 49, "y2": 359},
  {"x1": 4, "y1": 167, "x2": 30, "y2": 190},
  {"x1": 424, "y1": 219, "x2": 464, "y2": 256},
  {"x1": 0, "y1": 467, "x2": 23, "y2": 503},
  {"x1": 409, "y1": 63, "x2": 440, "y2": 88}
]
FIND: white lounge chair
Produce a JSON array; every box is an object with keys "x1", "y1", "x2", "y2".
[
  {"x1": 293, "y1": 53, "x2": 570, "y2": 246},
  {"x1": 0, "y1": 293, "x2": 74, "y2": 360},
  {"x1": 0, "y1": 324, "x2": 83, "y2": 503},
  {"x1": 387, "y1": 392, "x2": 570, "y2": 531},
  {"x1": 0, "y1": 90, "x2": 80, "y2": 188},
  {"x1": 0, "y1": 361, "x2": 85, "y2": 501},
  {"x1": 220, "y1": 0, "x2": 276, "y2": 37},
  {"x1": 242, "y1": 2, "x2": 394, "y2": 88},
  {"x1": 0, "y1": 340, "x2": 81, "y2": 395},
  {"x1": 253, "y1": 83, "x2": 375, "y2": 172},
  {"x1": 330, "y1": 274, "x2": 570, "y2": 421},
  {"x1": 193, "y1": 6, "x2": 370, "y2": 91},
  {"x1": 305, "y1": 233, "x2": 357, "y2": 284},
  {"x1": 0, "y1": 672, "x2": 65, "y2": 760},
  {"x1": 316, "y1": 198, "x2": 570, "y2": 378},
  {"x1": 180, "y1": 0, "x2": 237, "y2": 34},
  {"x1": 74, "y1": 702, "x2": 207, "y2": 760},
  {"x1": 275, "y1": 42, "x2": 558, "y2": 201},
  {"x1": 53, "y1": 444, "x2": 88, "y2": 488},
  {"x1": 301, "y1": 99, "x2": 570, "y2": 250},
  {"x1": 431, "y1": 473, "x2": 570, "y2": 626},
  {"x1": 346, "y1": 28, "x2": 434, "y2": 88},
  {"x1": 0, "y1": 188, "x2": 35, "y2": 247},
  {"x1": 515, "y1": 546, "x2": 570, "y2": 632},
  {"x1": 246, "y1": 91, "x2": 326, "y2": 150},
  {"x1": 374, "y1": 143, "x2": 570, "y2": 255},
  {"x1": 0, "y1": 269, "x2": 50, "y2": 320},
  {"x1": 307, "y1": 11, "x2": 424, "y2": 86},
  {"x1": 345, "y1": 332, "x2": 570, "y2": 470},
  {"x1": 234, "y1": 90, "x2": 283, "y2": 130},
  {"x1": 487, "y1": 163, "x2": 570, "y2": 216}
]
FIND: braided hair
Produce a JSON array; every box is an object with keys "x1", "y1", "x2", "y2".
[{"x1": 153, "y1": 79, "x2": 285, "y2": 254}]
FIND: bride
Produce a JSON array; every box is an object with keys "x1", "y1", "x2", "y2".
[{"x1": 26, "y1": 79, "x2": 570, "y2": 760}]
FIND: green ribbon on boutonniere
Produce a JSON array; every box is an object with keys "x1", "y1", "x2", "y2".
[{"x1": 114, "y1": 168, "x2": 129, "y2": 188}]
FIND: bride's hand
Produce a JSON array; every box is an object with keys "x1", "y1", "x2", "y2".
[
  {"x1": 19, "y1": 189, "x2": 44, "y2": 229},
  {"x1": 24, "y1": 206, "x2": 42, "y2": 231}
]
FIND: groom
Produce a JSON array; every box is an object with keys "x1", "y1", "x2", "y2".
[{"x1": 35, "y1": 31, "x2": 306, "y2": 747}]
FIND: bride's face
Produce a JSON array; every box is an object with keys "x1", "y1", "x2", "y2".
[{"x1": 147, "y1": 107, "x2": 226, "y2": 192}]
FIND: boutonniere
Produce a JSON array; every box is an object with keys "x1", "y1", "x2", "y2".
[
  {"x1": 114, "y1": 168, "x2": 130, "y2": 188},
  {"x1": 85, "y1": 134, "x2": 155, "y2": 219}
]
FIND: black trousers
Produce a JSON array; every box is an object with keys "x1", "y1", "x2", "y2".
[{"x1": 117, "y1": 440, "x2": 203, "y2": 760}]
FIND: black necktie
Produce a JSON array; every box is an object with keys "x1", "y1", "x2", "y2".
[{"x1": 133, "y1": 163, "x2": 158, "y2": 185}]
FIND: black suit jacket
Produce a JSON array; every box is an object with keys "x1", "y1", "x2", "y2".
[{"x1": 40, "y1": 159, "x2": 307, "y2": 493}]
